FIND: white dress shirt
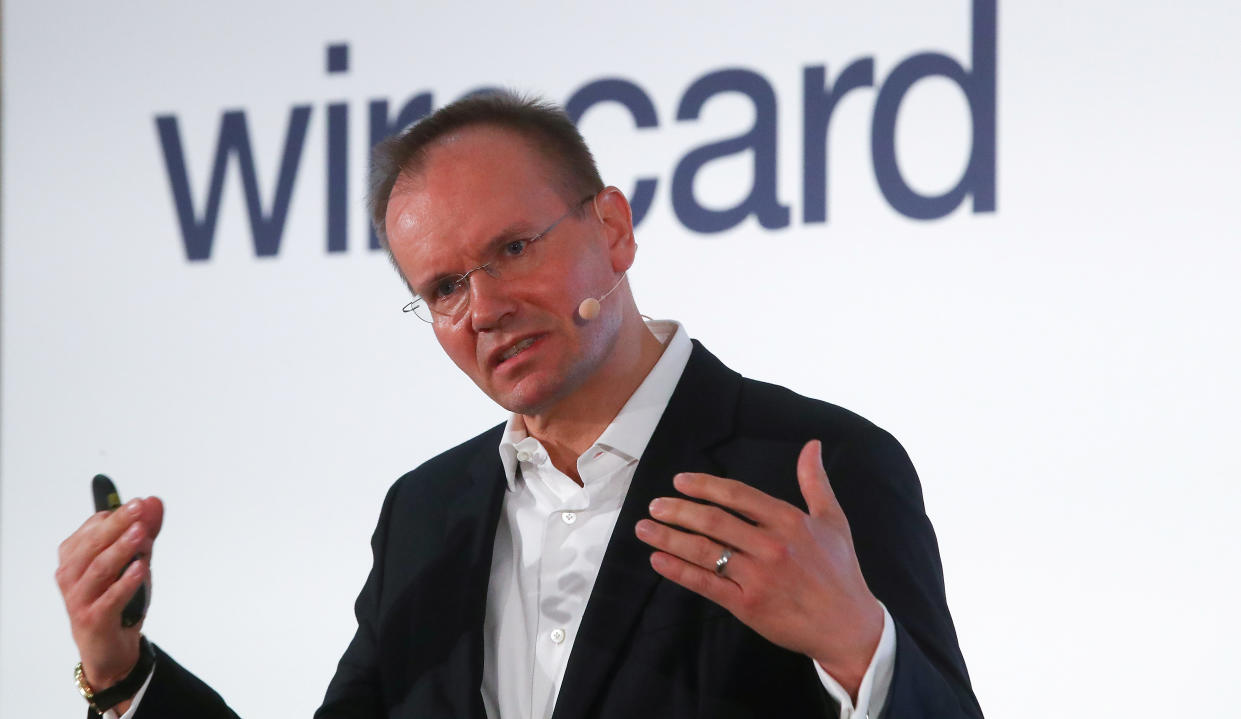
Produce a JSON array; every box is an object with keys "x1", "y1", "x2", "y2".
[
  {"x1": 114, "y1": 320, "x2": 894, "y2": 719},
  {"x1": 480, "y1": 320, "x2": 895, "y2": 719}
]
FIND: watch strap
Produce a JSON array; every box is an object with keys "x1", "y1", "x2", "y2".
[{"x1": 75, "y1": 635, "x2": 156, "y2": 714}]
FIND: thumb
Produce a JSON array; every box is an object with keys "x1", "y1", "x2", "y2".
[{"x1": 797, "y1": 440, "x2": 842, "y2": 519}]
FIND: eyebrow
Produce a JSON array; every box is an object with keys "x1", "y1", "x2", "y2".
[
  {"x1": 415, "y1": 219, "x2": 544, "y2": 290},
  {"x1": 489, "y1": 220, "x2": 541, "y2": 245}
]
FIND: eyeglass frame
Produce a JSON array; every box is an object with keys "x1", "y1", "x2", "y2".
[{"x1": 401, "y1": 193, "x2": 597, "y2": 323}]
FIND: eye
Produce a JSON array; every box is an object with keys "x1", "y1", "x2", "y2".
[
  {"x1": 430, "y1": 276, "x2": 462, "y2": 300},
  {"x1": 502, "y1": 239, "x2": 529, "y2": 257}
]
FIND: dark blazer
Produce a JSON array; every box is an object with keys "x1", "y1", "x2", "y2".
[{"x1": 128, "y1": 342, "x2": 982, "y2": 719}]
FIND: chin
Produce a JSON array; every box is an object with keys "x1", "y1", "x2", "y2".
[
  {"x1": 487, "y1": 369, "x2": 583, "y2": 417},
  {"x1": 492, "y1": 385, "x2": 562, "y2": 416}
]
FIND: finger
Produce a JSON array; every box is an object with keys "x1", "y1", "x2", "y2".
[
  {"x1": 635, "y1": 518, "x2": 753, "y2": 583},
  {"x1": 138, "y1": 496, "x2": 165, "y2": 539},
  {"x1": 57, "y1": 501, "x2": 146, "y2": 587},
  {"x1": 92, "y1": 558, "x2": 149, "y2": 627},
  {"x1": 646, "y1": 497, "x2": 770, "y2": 556},
  {"x1": 797, "y1": 440, "x2": 844, "y2": 519},
  {"x1": 68, "y1": 521, "x2": 151, "y2": 609},
  {"x1": 672, "y1": 472, "x2": 797, "y2": 528},
  {"x1": 57, "y1": 510, "x2": 116, "y2": 571},
  {"x1": 648, "y1": 550, "x2": 743, "y2": 610},
  {"x1": 136, "y1": 497, "x2": 165, "y2": 561}
]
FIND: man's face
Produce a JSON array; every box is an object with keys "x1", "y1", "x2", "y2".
[{"x1": 384, "y1": 126, "x2": 624, "y2": 416}]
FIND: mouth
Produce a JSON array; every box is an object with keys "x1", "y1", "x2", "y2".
[{"x1": 491, "y1": 334, "x2": 543, "y2": 367}]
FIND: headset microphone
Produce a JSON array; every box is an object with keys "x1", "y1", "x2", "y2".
[{"x1": 577, "y1": 274, "x2": 627, "y2": 321}]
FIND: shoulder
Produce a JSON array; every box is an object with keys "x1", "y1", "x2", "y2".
[
  {"x1": 684, "y1": 340, "x2": 910, "y2": 472},
  {"x1": 686, "y1": 339, "x2": 892, "y2": 445},
  {"x1": 382, "y1": 422, "x2": 505, "y2": 507},
  {"x1": 744, "y1": 375, "x2": 915, "y2": 476},
  {"x1": 733, "y1": 375, "x2": 884, "y2": 442}
]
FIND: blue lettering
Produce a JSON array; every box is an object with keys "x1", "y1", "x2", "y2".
[
  {"x1": 326, "y1": 102, "x2": 348, "y2": 253},
  {"x1": 672, "y1": 69, "x2": 789, "y2": 234},
  {"x1": 802, "y1": 60, "x2": 874, "y2": 224},
  {"x1": 157, "y1": 5, "x2": 999, "y2": 262},
  {"x1": 565, "y1": 78, "x2": 660, "y2": 227},
  {"x1": 367, "y1": 93, "x2": 433, "y2": 248},
  {"x1": 155, "y1": 107, "x2": 312, "y2": 260},
  {"x1": 871, "y1": 0, "x2": 996, "y2": 219},
  {"x1": 326, "y1": 44, "x2": 351, "y2": 253}
]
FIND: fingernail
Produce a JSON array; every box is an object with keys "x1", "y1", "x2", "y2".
[
  {"x1": 635, "y1": 520, "x2": 654, "y2": 539},
  {"x1": 125, "y1": 523, "x2": 142, "y2": 541},
  {"x1": 649, "y1": 498, "x2": 667, "y2": 517},
  {"x1": 125, "y1": 499, "x2": 142, "y2": 514},
  {"x1": 672, "y1": 473, "x2": 690, "y2": 489}
]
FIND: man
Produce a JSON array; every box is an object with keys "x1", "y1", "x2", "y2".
[{"x1": 57, "y1": 92, "x2": 983, "y2": 718}]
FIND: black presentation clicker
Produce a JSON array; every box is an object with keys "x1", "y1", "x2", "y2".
[{"x1": 91, "y1": 474, "x2": 149, "y2": 627}]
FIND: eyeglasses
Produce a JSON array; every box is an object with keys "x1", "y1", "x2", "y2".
[{"x1": 402, "y1": 195, "x2": 595, "y2": 323}]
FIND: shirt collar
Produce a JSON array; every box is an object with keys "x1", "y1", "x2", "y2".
[{"x1": 498, "y1": 320, "x2": 692, "y2": 490}]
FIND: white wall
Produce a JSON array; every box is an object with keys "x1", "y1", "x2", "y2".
[{"x1": 3, "y1": 2, "x2": 1239, "y2": 716}]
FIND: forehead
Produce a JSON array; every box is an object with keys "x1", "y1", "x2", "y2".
[{"x1": 385, "y1": 126, "x2": 570, "y2": 278}]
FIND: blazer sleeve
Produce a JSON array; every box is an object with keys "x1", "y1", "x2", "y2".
[
  {"x1": 824, "y1": 425, "x2": 984, "y2": 719},
  {"x1": 110, "y1": 644, "x2": 241, "y2": 719},
  {"x1": 313, "y1": 481, "x2": 401, "y2": 718}
]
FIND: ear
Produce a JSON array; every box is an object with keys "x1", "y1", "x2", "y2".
[{"x1": 593, "y1": 186, "x2": 637, "y2": 273}]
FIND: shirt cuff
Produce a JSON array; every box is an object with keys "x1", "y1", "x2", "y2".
[
  {"x1": 101, "y1": 661, "x2": 155, "y2": 719},
  {"x1": 812, "y1": 603, "x2": 897, "y2": 719}
]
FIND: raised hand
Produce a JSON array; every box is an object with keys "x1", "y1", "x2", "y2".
[
  {"x1": 635, "y1": 440, "x2": 883, "y2": 698},
  {"x1": 56, "y1": 497, "x2": 164, "y2": 699}
]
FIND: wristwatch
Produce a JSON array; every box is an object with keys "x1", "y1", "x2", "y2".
[{"x1": 74, "y1": 635, "x2": 156, "y2": 714}]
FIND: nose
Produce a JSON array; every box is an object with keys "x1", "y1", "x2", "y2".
[{"x1": 464, "y1": 269, "x2": 516, "y2": 331}]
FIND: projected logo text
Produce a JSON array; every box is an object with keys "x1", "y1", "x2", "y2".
[{"x1": 155, "y1": 0, "x2": 995, "y2": 261}]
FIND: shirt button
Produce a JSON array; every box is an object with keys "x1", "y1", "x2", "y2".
[
  {"x1": 516, "y1": 450, "x2": 532, "y2": 462},
  {"x1": 561, "y1": 511, "x2": 577, "y2": 525},
  {"x1": 549, "y1": 628, "x2": 566, "y2": 644}
]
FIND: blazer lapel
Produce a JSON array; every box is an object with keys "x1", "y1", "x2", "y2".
[
  {"x1": 551, "y1": 342, "x2": 742, "y2": 719},
  {"x1": 457, "y1": 441, "x2": 509, "y2": 718},
  {"x1": 390, "y1": 429, "x2": 506, "y2": 719}
]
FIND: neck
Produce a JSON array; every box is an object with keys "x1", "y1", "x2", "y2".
[{"x1": 522, "y1": 308, "x2": 664, "y2": 484}]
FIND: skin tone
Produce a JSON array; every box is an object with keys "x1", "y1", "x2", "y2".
[
  {"x1": 56, "y1": 497, "x2": 163, "y2": 716},
  {"x1": 391, "y1": 127, "x2": 885, "y2": 699},
  {"x1": 54, "y1": 122, "x2": 883, "y2": 709},
  {"x1": 635, "y1": 441, "x2": 885, "y2": 700},
  {"x1": 384, "y1": 125, "x2": 664, "y2": 480}
]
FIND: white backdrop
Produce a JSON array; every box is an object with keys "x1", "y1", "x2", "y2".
[{"x1": 4, "y1": 2, "x2": 1240, "y2": 716}]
